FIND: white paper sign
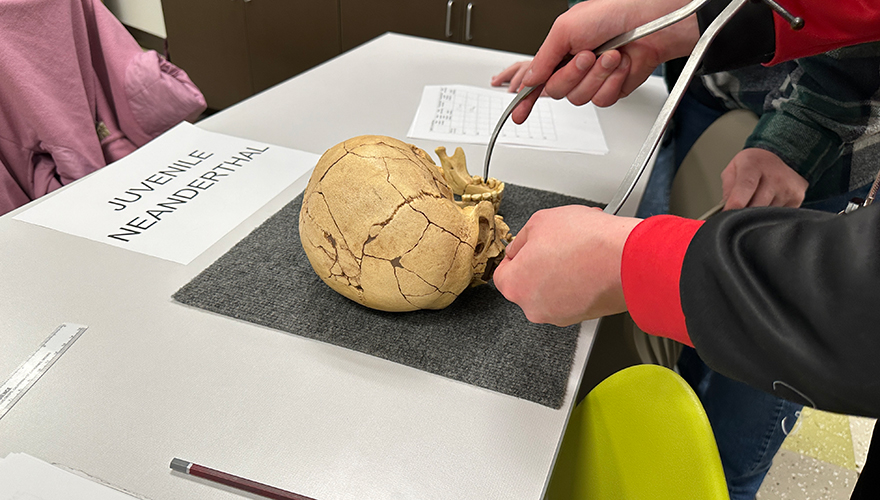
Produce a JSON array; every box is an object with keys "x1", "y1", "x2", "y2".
[{"x1": 15, "y1": 123, "x2": 319, "y2": 264}]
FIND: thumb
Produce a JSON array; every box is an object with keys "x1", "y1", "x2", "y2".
[{"x1": 503, "y1": 227, "x2": 527, "y2": 260}]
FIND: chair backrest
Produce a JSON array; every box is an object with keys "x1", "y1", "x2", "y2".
[
  {"x1": 546, "y1": 364, "x2": 730, "y2": 500},
  {"x1": 669, "y1": 109, "x2": 759, "y2": 218}
]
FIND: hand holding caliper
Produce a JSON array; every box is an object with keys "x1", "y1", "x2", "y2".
[
  {"x1": 514, "y1": 0, "x2": 701, "y2": 123},
  {"x1": 484, "y1": 0, "x2": 803, "y2": 213},
  {"x1": 515, "y1": 0, "x2": 802, "y2": 125}
]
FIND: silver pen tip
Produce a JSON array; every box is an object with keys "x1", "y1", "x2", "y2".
[{"x1": 170, "y1": 458, "x2": 192, "y2": 473}]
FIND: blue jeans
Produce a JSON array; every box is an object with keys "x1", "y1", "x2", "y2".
[{"x1": 677, "y1": 348, "x2": 802, "y2": 499}]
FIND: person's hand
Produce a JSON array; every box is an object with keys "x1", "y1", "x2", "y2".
[
  {"x1": 491, "y1": 61, "x2": 530, "y2": 93},
  {"x1": 721, "y1": 148, "x2": 808, "y2": 210},
  {"x1": 493, "y1": 205, "x2": 641, "y2": 326},
  {"x1": 490, "y1": 53, "x2": 612, "y2": 100},
  {"x1": 512, "y1": 0, "x2": 700, "y2": 123}
]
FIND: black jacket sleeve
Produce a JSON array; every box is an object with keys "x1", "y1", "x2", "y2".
[
  {"x1": 680, "y1": 203, "x2": 880, "y2": 417},
  {"x1": 696, "y1": 0, "x2": 776, "y2": 73}
]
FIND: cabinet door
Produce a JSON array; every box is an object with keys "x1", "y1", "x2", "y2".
[
  {"x1": 245, "y1": 0, "x2": 341, "y2": 94},
  {"x1": 161, "y1": 0, "x2": 253, "y2": 110},
  {"x1": 340, "y1": 0, "x2": 461, "y2": 52},
  {"x1": 461, "y1": 0, "x2": 567, "y2": 55}
]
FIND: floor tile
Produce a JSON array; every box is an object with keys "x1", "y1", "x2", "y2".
[
  {"x1": 850, "y1": 416, "x2": 876, "y2": 473},
  {"x1": 781, "y1": 408, "x2": 855, "y2": 470},
  {"x1": 756, "y1": 449, "x2": 859, "y2": 500},
  {"x1": 755, "y1": 410, "x2": 876, "y2": 499}
]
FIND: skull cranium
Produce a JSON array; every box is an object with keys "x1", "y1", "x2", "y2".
[{"x1": 299, "y1": 135, "x2": 510, "y2": 312}]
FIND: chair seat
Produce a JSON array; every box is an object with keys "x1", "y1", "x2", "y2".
[{"x1": 546, "y1": 364, "x2": 730, "y2": 500}]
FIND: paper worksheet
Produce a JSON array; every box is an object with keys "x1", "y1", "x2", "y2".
[
  {"x1": 0, "y1": 453, "x2": 138, "y2": 499},
  {"x1": 407, "y1": 84, "x2": 608, "y2": 155}
]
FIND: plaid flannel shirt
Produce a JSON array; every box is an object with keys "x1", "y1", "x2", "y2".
[{"x1": 698, "y1": 41, "x2": 880, "y2": 201}]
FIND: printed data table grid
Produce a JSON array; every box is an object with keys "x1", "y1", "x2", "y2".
[{"x1": 430, "y1": 87, "x2": 557, "y2": 141}]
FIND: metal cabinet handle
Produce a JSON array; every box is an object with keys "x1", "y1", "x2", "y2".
[
  {"x1": 446, "y1": 0, "x2": 454, "y2": 38},
  {"x1": 465, "y1": 2, "x2": 473, "y2": 41}
]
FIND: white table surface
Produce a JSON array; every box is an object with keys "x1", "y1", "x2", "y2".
[{"x1": 0, "y1": 33, "x2": 667, "y2": 500}]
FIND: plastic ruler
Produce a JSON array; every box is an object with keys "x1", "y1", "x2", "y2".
[{"x1": 0, "y1": 323, "x2": 88, "y2": 421}]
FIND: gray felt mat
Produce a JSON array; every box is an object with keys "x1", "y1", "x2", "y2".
[{"x1": 173, "y1": 184, "x2": 601, "y2": 408}]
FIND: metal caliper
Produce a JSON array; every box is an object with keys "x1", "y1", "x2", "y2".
[{"x1": 483, "y1": 0, "x2": 804, "y2": 215}]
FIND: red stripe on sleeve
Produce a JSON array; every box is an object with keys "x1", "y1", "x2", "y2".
[
  {"x1": 620, "y1": 215, "x2": 704, "y2": 347},
  {"x1": 768, "y1": 0, "x2": 880, "y2": 65}
]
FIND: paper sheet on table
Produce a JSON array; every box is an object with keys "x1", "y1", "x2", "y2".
[
  {"x1": 14, "y1": 122, "x2": 319, "y2": 265},
  {"x1": 407, "y1": 85, "x2": 608, "y2": 155},
  {"x1": 0, "y1": 453, "x2": 138, "y2": 499}
]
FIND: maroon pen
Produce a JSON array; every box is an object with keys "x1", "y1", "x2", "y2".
[{"x1": 170, "y1": 458, "x2": 317, "y2": 500}]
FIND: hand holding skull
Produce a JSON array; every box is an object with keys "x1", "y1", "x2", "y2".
[{"x1": 493, "y1": 205, "x2": 641, "y2": 326}]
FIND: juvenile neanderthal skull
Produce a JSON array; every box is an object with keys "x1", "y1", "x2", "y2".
[{"x1": 299, "y1": 135, "x2": 510, "y2": 312}]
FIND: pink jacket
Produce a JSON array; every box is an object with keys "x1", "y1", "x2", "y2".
[{"x1": 0, "y1": 0, "x2": 206, "y2": 215}]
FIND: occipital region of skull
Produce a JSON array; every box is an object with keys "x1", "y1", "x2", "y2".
[{"x1": 299, "y1": 135, "x2": 511, "y2": 312}]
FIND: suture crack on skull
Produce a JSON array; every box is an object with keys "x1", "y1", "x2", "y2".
[{"x1": 300, "y1": 135, "x2": 511, "y2": 312}]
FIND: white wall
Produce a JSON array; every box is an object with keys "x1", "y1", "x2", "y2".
[{"x1": 104, "y1": 0, "x2": 167, "y2": 39}]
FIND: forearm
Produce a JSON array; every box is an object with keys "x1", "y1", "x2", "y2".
[
  {"x1": 697, "y1": 0, "x2": 775, "y2": 72},
  {"x1": 743, "y1": 44, "x2": 880, "y2": 194},
  {"x1": 769, "y1": 0, "x2": 880, "y2": 64},
  {"x1": 698, "y1": 0, "x2": 880, "y2": 70},
  {"x1": 744, "y1": 113, "x2": 841, "y2": 186},
  {"x1": 682, "y1": 205, "x2": 880, "y2": 417},
  {"x1": 622, "y1": 206, "x2": 880, "y2": 418},
  {"x1": 621, "y1": 215, "x2": 703, "y2": 346}
]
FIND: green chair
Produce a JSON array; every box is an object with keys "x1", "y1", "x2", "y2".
[{"x1": 546, "y1": 364, "x2": 730, "y2": 500}]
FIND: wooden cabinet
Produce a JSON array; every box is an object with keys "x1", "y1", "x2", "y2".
[
  {"x1": 460, "y1": 0, "x2": 568, "y2": 55},
  {"x1": 243, "y1": 0, "x2": 340, "y2": 95},
  {"x1": 163, "y1": 0, "x2": 565, "y2": 111},
  {"x1": 340, "y1": 0, "x2": 568, "y2": 55},
  {"x1": 162, "y1": 0, "x2": 340, "y2": 110}
]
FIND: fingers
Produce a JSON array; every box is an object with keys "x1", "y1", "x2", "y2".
[
  {"x1": 494, "y1": 206, "x2": 639, "y2": 327},
  {"x1": 754, "y1": 182, "x2": 806, "y2": 208},
  {"x1": 492, "y1": 235, "x2": 524, "y2": 302},
  {"x1": 491, "y1": 257, "x2": 511, "y2": 295},
  {"x1": 513, "y1": 46, "x2": 651, "y2": 121},
  {"x1": 590, "y1": 53, "x2": 631, "y2": 107},
  {"x1": 542, "y1": 51, "x2": 598, "y2": 100},
  {"x1": 568, "y1": 51, "x2": 631, "y2": 108},
  {"x1": 513, "y1": 51, "x2": 594, "y2": 123},
  {"x1": 617, "y1": 44, "x2": 662, "y2": 103},
  {"x1": 502, "y1": 224, "x2": 527, "y2": 260},
  {"x1": 746, "y1": 184, "x2": 776, "y2": 208},
  {"x1": 522, "y1": 27, "x2": 575, "y2": 89},
  {"x1": 490, "y1": 64, "x2": 520, "y2": 87},
  {"x1": 549, "y1": 51, "x2": 614, "y2": 103},
  {"x1": 521, "y1": 0, "x2": 631, "y2": 89},
  {"x1": 723, "y1": 169, "x2": 760, "y2": 210},
  {"x1": 512, "y1": 88, "x2": 541, "y2": 124},
  {"x1": 721, "y1": 149, "x2": 808, "y2": 210},
  {"x1": 490, "y1": 61, "x2": 530, "y2": 92},
  {"x1": 513, "y1": 50, "x2": 624, "y2": 122},
  {"x1": 726, "y1": 182, "x2": 805, "y2": 210},
  {"x1": 508, "y1": 66, "x2": 528, "y2": 93},
  {"x1": 781, "y1": 188, "x2": 806, "y2": 208}
]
